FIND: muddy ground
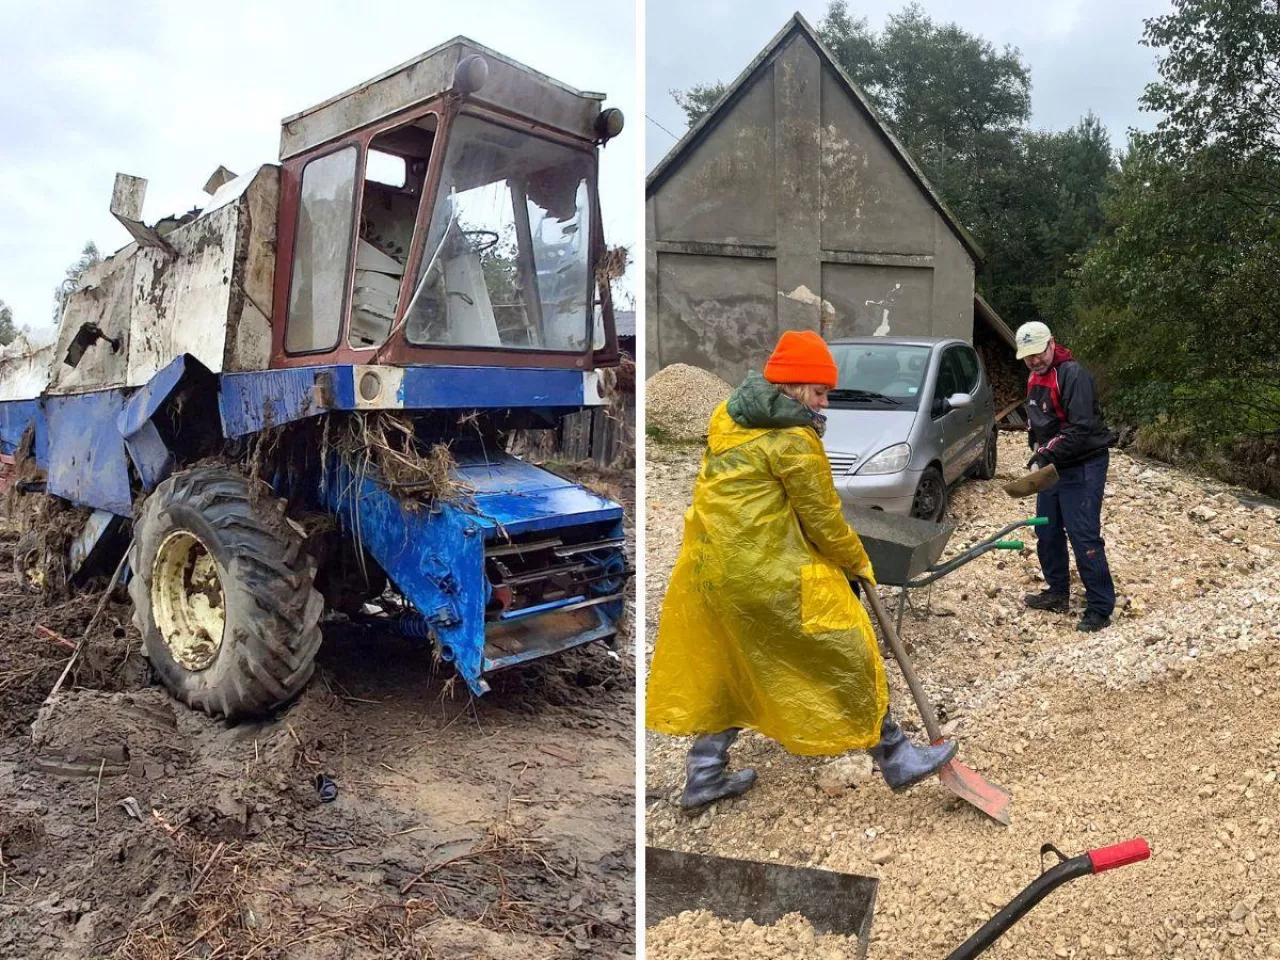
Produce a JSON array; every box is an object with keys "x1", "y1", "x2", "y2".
[
  {"x1": 0, "y1": 465, "x2": 635, "y2": 960},
  {"x1": 644, "y1": 432, "x2": 1280, "y2": 959}
]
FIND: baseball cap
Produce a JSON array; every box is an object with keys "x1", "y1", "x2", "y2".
[{"x1": 1015, "y1": 321, "x2": 1053, "y2": 360}]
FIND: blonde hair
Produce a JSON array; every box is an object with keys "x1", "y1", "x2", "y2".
[{"x1": 779, "y1": 383, "x2": 826, "y2": 407}]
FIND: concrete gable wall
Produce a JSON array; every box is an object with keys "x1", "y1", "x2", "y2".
[{"x1": 647, "y1": 30, "x2": 975, "y2": 385}]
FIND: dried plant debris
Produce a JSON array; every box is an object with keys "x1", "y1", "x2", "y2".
[{"x1": 333, "y1": 412, "x2": 475, "y2": 506}]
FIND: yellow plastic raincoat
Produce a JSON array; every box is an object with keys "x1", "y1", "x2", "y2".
[{"x1": 646, "y1": 398, "x2": 890, "y2": 756}]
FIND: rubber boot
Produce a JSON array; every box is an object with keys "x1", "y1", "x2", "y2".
[
  {"x1": 680, "y1": 729, "x2": 758, "y2": 813},
  {"x1": 868, "y1": 712, "x2": 958, "y2": 793}
]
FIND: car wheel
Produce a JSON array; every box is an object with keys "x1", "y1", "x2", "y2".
[
  {"x1": 972, "y1": 428, "x2": 998, "y2": 481},
  {"x1": 910, "y1": 466, "x2": 948, "y2": 523}
]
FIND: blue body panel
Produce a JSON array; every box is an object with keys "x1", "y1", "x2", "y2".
[
  {"x1": 0, "y1": 399, "x2": 47, "y2": 465},
  {"x1": 219, "y1": 367, "x2": 354, "y2": 439},
  {"x1": 323, "y1": 460, "x2": 492, "y2": 693},
  {"x1": 117, "y1": 355, "x2": 192, "y2": 492},
  {"x1": 219, "y1": 364, "x2": 589, "y2": 438},
  {"x1": 458, "y1": 455, "x2": 623, "y2": 536},
  {"x1": 44, "y1": 391, "x2": 133, "y2": 516}
]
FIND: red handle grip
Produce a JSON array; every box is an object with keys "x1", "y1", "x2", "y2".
[{"x1": 1087, "y1": 838, "x2": 1150, "y2": 873}]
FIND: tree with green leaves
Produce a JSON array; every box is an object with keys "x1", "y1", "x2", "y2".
[
  {"x1": 670, "y1": 82, "x2": 727, "y2": 127},
  {"x1": 53, "y1": 241, "x2": 102, "y2": 322},
  {"x1": 0, "y1": 300, "x2": 15, "y2": 347},
  {"x1": 1073, "y1": 0, "x2": 1280, "y2": 448}
]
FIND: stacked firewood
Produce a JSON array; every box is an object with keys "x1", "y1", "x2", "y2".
[{"x1": 977, "y1": 341, "x2": 1027, "y2": 414}]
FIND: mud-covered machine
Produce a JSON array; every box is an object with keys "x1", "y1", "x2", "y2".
[{"x1": 0, "y1": 40, "x2": 631, "y2": 721}]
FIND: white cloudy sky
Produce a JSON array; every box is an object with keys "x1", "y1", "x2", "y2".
[
  {"x1": 645, "y1": 0, "x2": 1171, "y2": 171},
  {"x1": 0, "y1": 0, "x2": 637, "y2": 336}
]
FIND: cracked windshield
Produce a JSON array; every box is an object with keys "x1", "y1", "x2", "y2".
[{"x1": 404, "y1": 113, "x2": 599, "y2": 351}]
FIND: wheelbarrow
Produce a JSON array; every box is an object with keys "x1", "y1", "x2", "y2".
[
  {"x1": 646, "y1": 837, "x2": 1149, "y2": 959},
  {"x1": 843, "y1": 506, "x2": 1049, "y2": 643}
]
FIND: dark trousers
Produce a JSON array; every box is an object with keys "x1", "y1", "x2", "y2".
[{"x1": 1035, "y1": 452, "x2": 1116, "y2": 617}]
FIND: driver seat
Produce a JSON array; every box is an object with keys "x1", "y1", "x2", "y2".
[
  {"x1": 440, "y1": 250, "x2": 502, "y2": 346},
  {"x1": 350, "y1": 240, "x2": 402, "y2": 346}
]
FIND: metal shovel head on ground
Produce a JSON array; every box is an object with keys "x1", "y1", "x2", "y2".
[
  {"x1": 858, "y1": 579, "x2": 1012, "y2": 826},
  {"x1": 646, "y1": 846, "x2": 879, "y2": 957},
  {"x1": 1002, "y1": 463, "x2": 1059, "y2": 499}
]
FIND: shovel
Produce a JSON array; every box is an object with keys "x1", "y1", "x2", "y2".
[
  {"x1": 857, "y1": 579, "x2": 1012, "y2": 825},
  {"x1": 1002, "y1": 463, "x2": 1058, "y2": 499}
]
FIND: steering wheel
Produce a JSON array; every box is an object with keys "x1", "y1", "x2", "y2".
[{"x1": 462, "y1": 229, "x2": 499, "y2": 254}]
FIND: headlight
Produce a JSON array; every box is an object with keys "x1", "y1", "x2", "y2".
[{"x1": 857, "y1": 442, "x2": 911, "y2": 475}]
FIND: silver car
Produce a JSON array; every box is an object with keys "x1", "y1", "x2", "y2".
[{"x1": 822, "y1": 337, "x2": 998, "y2": 520}]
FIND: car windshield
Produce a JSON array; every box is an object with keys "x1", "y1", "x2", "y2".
[
  {"x1": 828, "y1": 343, "x2": 931, "y2": 410},
  {"x1": 402, "y1": 114, "x2": 597, "y2": 352}
]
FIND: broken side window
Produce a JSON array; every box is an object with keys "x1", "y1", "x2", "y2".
[{"x1": 286, "y1": 146, "x2": 358, "y2": 354}]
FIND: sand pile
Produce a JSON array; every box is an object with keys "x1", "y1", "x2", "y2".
[{"x1": 646, "y1": 364, "x2": 732, "y2": 443}]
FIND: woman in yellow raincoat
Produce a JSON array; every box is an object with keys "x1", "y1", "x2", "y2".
[{"x1": 646, "y1": 330, "x2": 957, "y2": 812}]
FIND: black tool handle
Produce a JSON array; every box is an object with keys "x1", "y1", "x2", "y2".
[{"x1": 944, "y1": 839, "x2": 1150, "y2": 960}]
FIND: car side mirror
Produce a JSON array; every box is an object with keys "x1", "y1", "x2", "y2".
[{"x1": 947, "y1": 392, "x2": 974, "y2": 411}]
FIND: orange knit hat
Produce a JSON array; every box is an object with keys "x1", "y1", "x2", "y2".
[{"x1": 763, "y1": 330, "x2": 838, "y2": 388}]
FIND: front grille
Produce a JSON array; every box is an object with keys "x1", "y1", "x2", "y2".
[{"x1": 826, "y1": 452, "x2": 860, "y2": 476}]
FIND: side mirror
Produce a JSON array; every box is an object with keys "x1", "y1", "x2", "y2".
[{"x1": 947, "y1": 392, "x2": 974, "y2": 410}]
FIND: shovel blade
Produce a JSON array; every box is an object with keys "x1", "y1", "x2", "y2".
[
  {"x1": 938, "y1": 757, "x2": 1012, "y2": 825},
  {"x1": 1003, "y1": 463, "x2": 1059, "y2": 499}
]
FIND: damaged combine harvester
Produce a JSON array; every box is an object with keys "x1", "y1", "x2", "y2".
[{"x1": 0, "y1": 39, "x2": 632, "y2": 721}]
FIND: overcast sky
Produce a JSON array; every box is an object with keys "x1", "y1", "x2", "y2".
[
  {"x1": 645, "y1": 0, "x2": 1171, "y2": 171},
  {"x1": 0, "y1": 0, "x2": 636, "y2": 337}
]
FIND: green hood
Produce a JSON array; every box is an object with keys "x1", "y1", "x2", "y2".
[{"x1": 726, "y1": 372, "x2": 827, "y2": 437}]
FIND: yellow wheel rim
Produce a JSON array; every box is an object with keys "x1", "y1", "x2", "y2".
[{"x1": 151, "y1": 530, "x2": 226, "y2": 671}]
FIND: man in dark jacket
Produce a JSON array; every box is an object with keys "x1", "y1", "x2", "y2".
[{"x1": 1015, "y1": 322, "x2": 1116, "y2": 632}]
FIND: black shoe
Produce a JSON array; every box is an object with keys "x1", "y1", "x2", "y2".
[
  {"x1": 1024, "y1": 590, "x2": 1069, "y2": 613},
  {"x1": 1077, "y1": 610, "x2": 1111, "y2": 632}
]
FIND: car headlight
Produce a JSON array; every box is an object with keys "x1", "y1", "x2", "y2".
[{"x1": 857, "y1": 442, "x2": 911, "y2": 475}]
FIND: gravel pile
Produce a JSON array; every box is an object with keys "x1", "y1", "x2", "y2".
[
  {"x1": 645, "y1": 363, "x2": 733, "y2": 443},
  {"x1": 647, "y1": 911, "x2": 859, "y2": 960}
]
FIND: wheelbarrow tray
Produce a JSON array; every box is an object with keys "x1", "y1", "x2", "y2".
[
  {"x1": 645, "y1": 847, "x2": 878, "y2": 957},
  {"x1": 843, "y1": 506, "x2": 956, "y2": 587}
]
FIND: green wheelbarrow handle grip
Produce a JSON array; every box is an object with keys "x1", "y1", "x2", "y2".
[
  {"x1": 1027, "y1": 517, "x2": 1049, "y2": 527},
  {"x1": 994, "y1": 540, "x2": 1024, "y2": 550}
]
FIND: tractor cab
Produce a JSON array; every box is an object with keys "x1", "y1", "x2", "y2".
[{"x1": 271, "y1": 39, "x2": 624, "y2": 374}]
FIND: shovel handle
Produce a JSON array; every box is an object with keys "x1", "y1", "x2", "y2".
[
  {"x1": 856, "y1": 578, "x2": 943, "y2": 744},
  {"x1": 1088, "y1": 838, "x2": 1150, "y2": 873}
]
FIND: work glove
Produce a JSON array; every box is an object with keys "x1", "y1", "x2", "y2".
[{"x1": 1025, "y1": 449, "x2": 1050, "y2": 471}]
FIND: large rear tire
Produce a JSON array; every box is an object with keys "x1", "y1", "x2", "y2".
[{"x1": 129, "y1": 467, "x2": 323, "y2": 723}]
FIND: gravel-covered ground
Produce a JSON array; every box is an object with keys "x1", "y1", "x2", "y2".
[{"x1": 645, "y1": 426, "x2": 1280, "y2": 959}]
